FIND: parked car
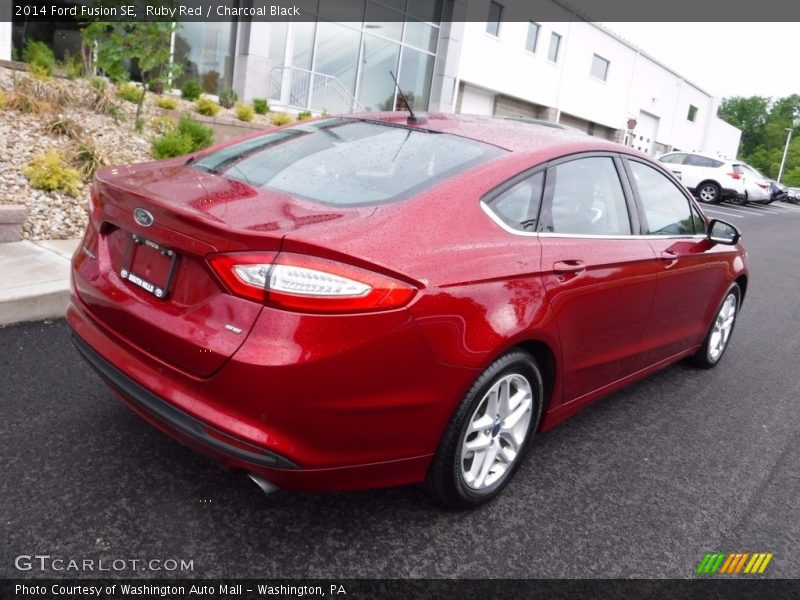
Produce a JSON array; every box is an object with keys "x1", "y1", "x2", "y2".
[
  {"x1": 787, "y1": 187, "x2": 800, "y2": 204},
  {"x1": 68, "y1": 114, "x2": 748, "y2": 508},
  {"x1": 658, "y1": 152, "x2": 769, "y2": 205},
  {"x1": 731, "y1": 163, "x2": 773, "y2": 204}
]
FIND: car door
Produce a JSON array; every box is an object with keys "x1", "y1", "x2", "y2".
[
  {"x1": 537, "y1": 154, "x2": 660, "y2": 403},
  {"x1": 659, "y1": 152, "x2": 690, "y2": 184},
  {"x1": 623, "y1": 157, "x2": 730, "y2": 363}
]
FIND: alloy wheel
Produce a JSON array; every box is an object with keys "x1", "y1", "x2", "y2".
[
  {"x1": 708, "y1": 292, "x2": 737, "y2": 362},
  {"x1": 460, "y1": 373, "x2": 533, "y2": 490}
]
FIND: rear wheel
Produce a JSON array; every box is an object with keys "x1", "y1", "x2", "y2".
[
  {"x1": 697, "y1": 182, "x2": 721, "y2": 204},
  {"x1": 728, "y1": 193, "x2": 747, "y2": 206},
  {"x1": 425, "y1": 350, "x2": 543, "y2": 508},
  {"x1": 690, "y1": 284, "x2": 741, "y2": 368}
]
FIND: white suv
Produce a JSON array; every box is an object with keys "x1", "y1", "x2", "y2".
[{"x1": 658, "y1": 151, "x2": 750, "y2": 205}]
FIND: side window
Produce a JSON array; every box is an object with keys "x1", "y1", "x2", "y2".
[
  {"x1": 628, "y1": 160, "x2": 698, "y2": 235},
  {"x1": 540, "y1": 157, "x2": 631, "y2": 235},
  {"x1": 488, "y1": 171, "x2": 544, "y2": 232}
]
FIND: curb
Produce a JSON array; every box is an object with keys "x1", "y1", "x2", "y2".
[{"x1": 0, "y1": 239, "x2": 79, "y2": 327}]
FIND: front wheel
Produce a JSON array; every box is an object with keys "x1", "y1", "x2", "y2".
[
  {"x1": 425, "y1": 350, "x2": 543, "y2": 508},
  {"x1": 697, "y1": 182, "x2": 721, "y2": 204},
  {"x1": 690, "y1": 284, "x2": 741, "y2": 368}
]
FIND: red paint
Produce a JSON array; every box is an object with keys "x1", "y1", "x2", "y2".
[{"x1": 68, "y1": 113, "x2": 748, "y2": 492}]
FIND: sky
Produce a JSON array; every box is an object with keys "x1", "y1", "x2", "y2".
[{"x1": 602, "y1": 23, "x2": 800, "y2": 100}]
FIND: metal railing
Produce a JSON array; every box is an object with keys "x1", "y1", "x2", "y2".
[{"x1": 268, "y1": 66, "x2": 363, "y2": 115}]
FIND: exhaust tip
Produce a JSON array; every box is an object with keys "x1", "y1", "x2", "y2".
[{"x1": 247, "y1": 473, "x2": 280, "y2": 496}]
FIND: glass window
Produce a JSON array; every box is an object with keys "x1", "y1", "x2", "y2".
[
  {"x1": 590, "y1": 54, "x2": 609, "y2": 81},
  {"x1": 312, "y1": 22, "x2": 362, "y2": 106},
  {"x1": 174, "y1": 22, "x2": 237, "y2": 92},
  {"x1": 292, "y1": 22, "x2": 316, "y2": 70},
  {"x1": 543, "y1": 157, "x2": 631, "y2": 235},
  {"x1": 398, "y1": 46, "x2": 435, "y2": 111},
  {"x1": 192, "y1": 119, "x2": 506, "y2": 206},
  {"x1": 407, "y1": 0, "x2": 443, "y2": 22},
  {"x1": 489, "y1": 172, "x2": 545, "y2": 232},
  {"x1": 364, "y1": 2, "x2": 403, "y2": 42},
  {"x1": 403, "y1": 19, "x2": 438, "y2": 53},
  {"x1": 318, "y1": 0, "x2": 366, "y2": 21},
  {"x1": 486, "y1": 2, "x2": 502, "y2": 36},
  {"x1": 687, "y1": 105, "x2": 698, "y2": 122},
  {"x1": 629, "y1": 161, "x2": 698, "y2": 235},
  {"x1": 548, "y1": 32, "x2": 561, "y2": 62},
  {"x1": 526, "y1": 22, "x2": 540, "y2": 53},
  {"x1": 658, "y1": 154, "x2": 681, "y2": 164},
  {"x1": 357, "y1": 35, "x2": 401, "y2": 111}
]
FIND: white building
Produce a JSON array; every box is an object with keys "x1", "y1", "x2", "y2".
[
  {"x1": 2, "y1": 0, "x2": 740, "y2": 157},
  {"x1": 428, "y1": 3, "x2": 740, "y2": 157}
]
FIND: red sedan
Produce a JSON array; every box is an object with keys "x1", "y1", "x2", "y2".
[{"x1": 68, "y1": 113, "x2": 748, "y2": 508}]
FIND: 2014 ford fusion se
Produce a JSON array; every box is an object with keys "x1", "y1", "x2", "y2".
[{"x1": 68, "y1": 113, "x2": 748, "y2": 508}]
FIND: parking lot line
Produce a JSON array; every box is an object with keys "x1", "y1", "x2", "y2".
[
  {"x1": 773, "y1": 202, "x2": 800, "y2": 212},
  {"x1": 702, "y1": 208, "x2": 745, "y2": 219},
  {"x1": 745, "y1": 204, "x2": 790, "y2": 214}
]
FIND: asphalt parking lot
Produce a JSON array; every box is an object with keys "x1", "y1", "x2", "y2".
[{"x1": 2, "y1": 200, "x2": 799, "y2": 579}]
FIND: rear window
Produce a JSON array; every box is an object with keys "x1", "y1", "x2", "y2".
[{"x1": 192, "y1": 118, "x2": 505, "y2": 206}]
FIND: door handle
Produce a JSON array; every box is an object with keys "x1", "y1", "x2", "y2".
[
  {"x1": 553, "y1": 260, "x2": 586, "y2": 274},
  {"x1": 660, "y1": 250, "x2": 679, "y2": 261}
]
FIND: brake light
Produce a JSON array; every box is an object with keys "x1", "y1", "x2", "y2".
[
  {"x1": 727, "y1": 172, "x2": 742, "y2": 180},
  {"x1": 207, "y1": 252, "x2": 416, "y2": 313},
  {"x1": 757, "y1": 182, "x2": 770, "y2": 189}
]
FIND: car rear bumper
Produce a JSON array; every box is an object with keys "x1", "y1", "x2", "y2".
[{"x1": 67, "y1": 281, "x2": 473, "y2": 491}]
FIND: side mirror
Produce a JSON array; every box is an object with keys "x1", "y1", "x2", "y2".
[{"x1": 707, "y1": 219, "x2": 740, "y2": 245}]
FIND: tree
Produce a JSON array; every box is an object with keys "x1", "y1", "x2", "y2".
[
  {"x1": 718, "y1": 95, "x2": 800, "y2": 182},
  {"x1": 83, "y1": 17, "x2": 181, "y2": 124},
  {"x1": 718, "y1": 96, "x2": 770, "y2": 156}
]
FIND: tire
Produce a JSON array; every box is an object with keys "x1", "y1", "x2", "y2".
[
  {"x1": 425, "y1": 350, "x2": 543, "y2": 509},
  {"x1": 728, "y1": 193, "x2": 747, "y2": 206},
  {"x1": 689, "y1": 284, "x2": 741, "y2": 369},
  {"x1": 696, "y1": 181, "x2": 721, "y2": 204}
]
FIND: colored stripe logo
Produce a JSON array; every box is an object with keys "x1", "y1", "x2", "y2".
[{"x1": 696, "y1": 552, "x2": 773, "y2": 574}]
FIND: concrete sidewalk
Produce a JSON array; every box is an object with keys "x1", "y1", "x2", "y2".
[{"x1": 0, "y1": 238, "x2": 81, "y2": 326}]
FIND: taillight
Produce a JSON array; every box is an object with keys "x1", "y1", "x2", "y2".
[
  {"x1": 207, "y1": 252, "x2": 416, "y2": 313},
  {"x1": 727, "y1": 172, "x2": 742, "y2": 180},
  {"x1": 757, "y1": 182, "x2": 770, "y2": 189}
]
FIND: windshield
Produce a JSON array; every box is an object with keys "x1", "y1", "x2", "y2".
[{"x1": 192, "y1": 118, "x2": 505, "y2": 206}]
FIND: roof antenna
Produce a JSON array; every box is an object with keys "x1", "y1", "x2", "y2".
[{"x1": 390, "y1": 71, "x2": 427, "y2": 125}]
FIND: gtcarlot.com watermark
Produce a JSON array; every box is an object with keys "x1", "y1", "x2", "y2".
[{"x1": 14, "y1": 554, "x2": 194, "y2": 573}]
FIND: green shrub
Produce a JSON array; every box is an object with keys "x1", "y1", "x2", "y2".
[
  {"x1": 218, "y1": 88, "x2": 238, "y2": 109},
  {"x1": 68, "y1": 138, "x2": 108, "y2": 179},
  {"x1": 180, "y1": 79, "x2": 202, "y2": 101},
  {"x1": 177, "y1": 115, "x2": 214, "y2": 150},
  {"x1": 151, "y1": 131, "x2": 195, "y2": 159},
  {"x1": 28, "y1": 63, "x2": 51, "y2": 81},
  {"x1": 22, "y1": 40, "x2": 56, "y2": 76},
  {"x1": 252, "y1": 98, "x2": 269, "y2": 115},
  {"x1": 235, "y1": 102, "x2": 254, "y2": 122},
  {"x1": 150, "y1": 115, "x2": 177, "y2": 135},
  {"x1": 195, "y1": 95, "x2": 221, "y2": 117},
  {"x1": 0, "y1": 90, "x2": 7, "y2": 110},
  {"x1": 154, "y1": 95, "x2": 178, "y2": 110},
  {"x1": 107, "y1": 104, "x2": 127, "y2": 123},
  {"x1": 201, "y1": 70, "x2": 220, "y2": 94},
  {"x1": 62, "y1": 52, "x2": 84, "y2": 80},
  {"x1": 297, "y1": 111, "x2": 312, "y2": 121},
  {"x1": 117, "y1": 82, "x2": 144, "y2": 104},
  {"x1": 151, "y1": 116, "x2": 214, "y2": 159},
  {"x1": 270, "y1": 112, "x2": 293, "y2": 126},
  {"x1": 23, "y1": 150, "x2": 83, "y2": 197}
]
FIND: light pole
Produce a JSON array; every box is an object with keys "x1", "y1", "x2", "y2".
[
  {"x1": 777, "y1": 128, "x2": 793, "y2": 183},
  {"x1": 777, "y1": 117, "x2": 800, "y2": 183}
]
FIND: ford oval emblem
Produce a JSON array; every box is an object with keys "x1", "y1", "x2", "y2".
[{"x1": 133, "y1": 207, "x2": 154, "y2": 228}]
